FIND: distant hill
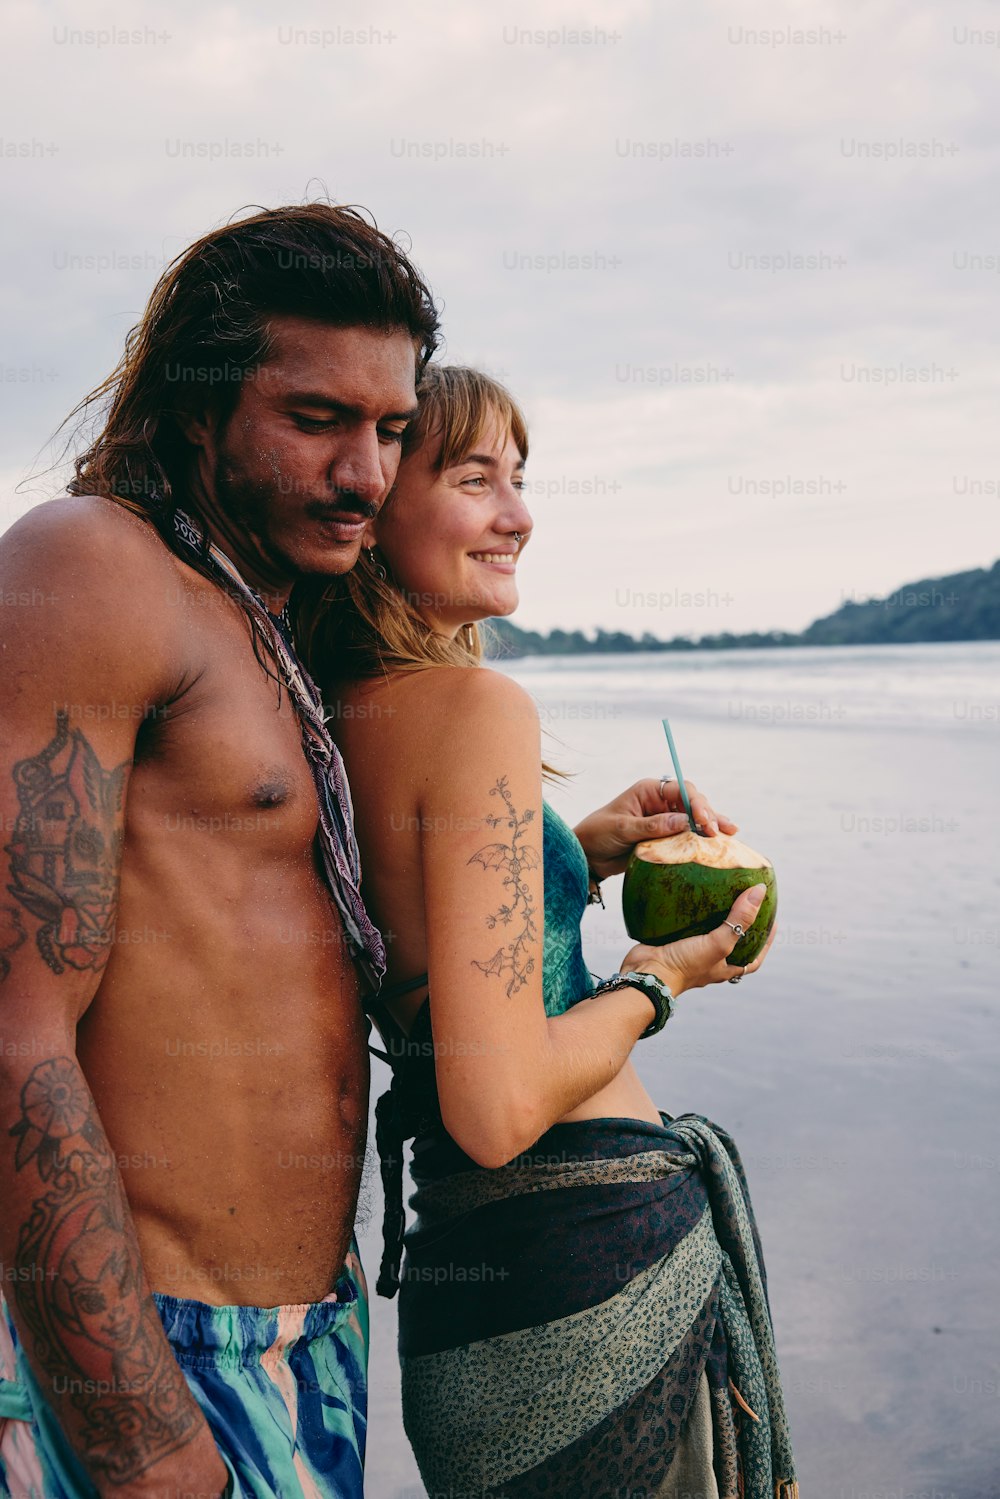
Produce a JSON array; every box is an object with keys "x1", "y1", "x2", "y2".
[
  {"x1": 487, "y1": 559, "x2": 1000, "y2": 656},
  {"x1": 800, "y1": 560, "x2": 1000, "y2": 645}
]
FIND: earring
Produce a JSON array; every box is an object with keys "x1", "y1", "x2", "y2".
[{"x1": 366, "y1": 546, "x2": 388, "y2": 581}]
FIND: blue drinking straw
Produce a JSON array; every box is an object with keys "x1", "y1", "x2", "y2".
[{"x1": 661, "y1": 716, "x2": 698, "y2": 832}]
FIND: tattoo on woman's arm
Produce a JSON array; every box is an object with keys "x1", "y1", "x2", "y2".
[{"x1": 467, "y1": 777, "x2": 540, "y2": 996}]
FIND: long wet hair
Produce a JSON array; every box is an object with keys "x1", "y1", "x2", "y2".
[
  {"x1": 298, "y1": 364, "x2": 529, "y2": 681},
  {"x1": 61, "y1": 202, "x2": 440, "y2": 675}
]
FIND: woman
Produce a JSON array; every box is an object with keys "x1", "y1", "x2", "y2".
[{"x1": 306, "y1": 367, "x2": 797, "y2": 1498}]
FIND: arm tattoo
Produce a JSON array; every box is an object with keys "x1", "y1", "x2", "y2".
[
  {"x1": 0, "y1": 903, "x2": 27, "y2": 982},
  {"x1": 467, "y1": 776, "x2": 541, "y2": 996},
  {"x1": 4, "y1": 710, "x2": 128, "y2": 977},
  {"x1": 9, "y1": 1057, "x2": 198, "y2": 1484}
]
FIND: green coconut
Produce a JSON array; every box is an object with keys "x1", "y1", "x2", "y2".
[{"x1": 622, "y1": 828, "x2": 777, "y2": 967}]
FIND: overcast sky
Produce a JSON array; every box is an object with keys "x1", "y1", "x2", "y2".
[{"x1": 3, "y1": 0, "x2": 998, "y2": 635}]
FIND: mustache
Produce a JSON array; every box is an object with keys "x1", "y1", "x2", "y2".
[{"x1": 303, "y1": 494, "x2": 378, "y2": 522}]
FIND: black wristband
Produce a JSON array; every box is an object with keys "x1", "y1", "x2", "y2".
[{"x1": 591, "y1": 971, "x2": 675, "y2": 1038}]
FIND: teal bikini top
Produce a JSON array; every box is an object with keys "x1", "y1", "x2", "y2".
[
  {"x1": 539, "y1": 798, "x2": 599, "y2": 1015},
  {"x1": 370, "y1": 800, "x2": 597, "y2": 1296}
]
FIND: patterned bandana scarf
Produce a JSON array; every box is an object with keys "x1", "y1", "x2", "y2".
[{"x1": 168, "y1": 506, "x2": 386, "y2": 990}]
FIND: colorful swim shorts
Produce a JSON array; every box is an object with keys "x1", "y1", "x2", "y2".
[{"x1": 0, "y1": 1238, "x2": 368, "y2": 1498}]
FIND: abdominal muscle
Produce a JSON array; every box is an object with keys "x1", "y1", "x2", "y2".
[{"x1": 555, "y1": 1058, "x2": 664, "y2": 1129}]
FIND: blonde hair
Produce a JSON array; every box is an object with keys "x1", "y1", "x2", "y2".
[{"x1": 299, "y1": 364, "x2": 529, "y2": 683}]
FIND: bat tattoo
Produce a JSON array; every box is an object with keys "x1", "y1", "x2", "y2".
[{"x1": 467, "y1": 776, "x2": 541, "y2": 996}]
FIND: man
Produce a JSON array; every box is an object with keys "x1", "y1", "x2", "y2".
[{"x1": 0, "y1": 204, "x2": 439, "y2": 1497}]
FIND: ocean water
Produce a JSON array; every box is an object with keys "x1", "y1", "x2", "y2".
[{"x1": 357, "y1": 642, "x2": 1000, "y2": 1499}]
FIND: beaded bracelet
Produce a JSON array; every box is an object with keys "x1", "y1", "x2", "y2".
[{"x1": 590, "y1": 970, "x2": 675, "y2": 1038}]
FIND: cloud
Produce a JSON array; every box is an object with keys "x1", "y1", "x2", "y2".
[{"x1": 2, "y1": 0, "x2": 997, "y2": 631}]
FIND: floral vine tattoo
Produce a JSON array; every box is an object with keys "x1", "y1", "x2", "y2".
[
  {"x1": 9, "y1": 1057, "x2": 198, "y2": 1483},
  {"x1": 467, "y1": 776, "x2": 540, "y2": 996},
  {"x1": 4, "y1": 711, "x2": 127, "y2": 977}
]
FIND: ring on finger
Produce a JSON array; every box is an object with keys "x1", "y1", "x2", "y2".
[
  {"x1": 658, "y1": 775, "x2": 675, "y2": 798},
  {"x1": 728, "y1": 964, "x2": 749, "y2": 985},
  {"x1": 723, "y1": 920, "x2": 745, "y2": 937}
]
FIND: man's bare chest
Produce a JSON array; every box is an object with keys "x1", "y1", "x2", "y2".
[{"x1": 127, "y1": 593, "x2": 321, "y2": 855}]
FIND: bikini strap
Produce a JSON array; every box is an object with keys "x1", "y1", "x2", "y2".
[
  {"x1": 367, "y1": 971, "x2": 432, "y2": 1296},
  {"x1": 379, "y1": 971, "x2": 429, "y2": 1002},
  {"x1": 365, "y1": 972, "x2": 429, "y2": 1063}
]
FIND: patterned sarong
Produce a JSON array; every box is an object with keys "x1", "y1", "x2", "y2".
[{"x1": 396, "y1": 1111, "x2": 798, "y2": 1499}]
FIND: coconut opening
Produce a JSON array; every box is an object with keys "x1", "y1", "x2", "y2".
[{"x1": 633, "y1": 829, "x2": 771, "y2": 871}]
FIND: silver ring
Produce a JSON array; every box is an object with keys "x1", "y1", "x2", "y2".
[
  {"x1": 728, "y1": 964, "x2": 749, "y2": 985},
  {"x1": 723, "y1": 921, "x2": 745, "y2": 938},
  {"x1": 513, "y1": 531, "x2": 523, "y2": 544},
  {"x1": 658, "y1": 775, "x2": 674, "y2": 797}
]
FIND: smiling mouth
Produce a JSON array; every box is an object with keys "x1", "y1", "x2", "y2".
[{"x1": 469, "y1": 551, "x2": 518, "y2": 564}]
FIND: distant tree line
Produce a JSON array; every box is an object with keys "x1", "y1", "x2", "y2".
[{"x1": 486, "y1": 559, "x2": 1000, "y2": 656}]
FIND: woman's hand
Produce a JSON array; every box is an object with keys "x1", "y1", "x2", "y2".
[
  {"x1": 574, "y1": 777, "x2": 739, "y2": 882},
  {"x1": 619, "y1": 883, "x2": 775, "y2": 996}
]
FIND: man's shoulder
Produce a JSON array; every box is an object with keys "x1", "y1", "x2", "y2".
[
  {"x1": 2, "y1": 492, "x2": 173, "y2": 573},
  {"x1": 0, "y1": 494, "x2": 193, "y2": 622},
  {"x1": 0, "y1": 495, "x2": 194, "y2": 687}
]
